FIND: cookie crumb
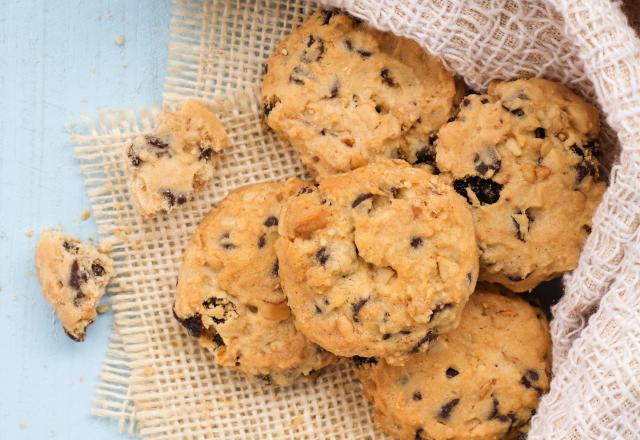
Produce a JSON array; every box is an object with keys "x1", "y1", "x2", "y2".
[
  {"x1": 97, "y1": 304, "x2": 109, "y2": 314},
  {"x1": 281, "y1": 48, "x2": 289, "y2": 56},
  {"x1": 287, "y1": 415, "x2": 304, "y2": 429},
  {"x1": 114, "y1": 35, "x2": 125, "y2": 46},
  {"x1": 81, "y1": 210, "x2": 91, "y2": 221},
  {"x1": 24, "y1": 229, "x2": 33, "y2": 238},
  {"x1": 143, "y1": 365, "x2": 155, "y2": 377}
]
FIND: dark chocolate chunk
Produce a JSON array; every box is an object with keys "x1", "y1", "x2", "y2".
[
  {"x1": 315, "y1": 247, "x2": 330, "y2": 265},
  {"x1": 411, "y1": 330, "x2": 438, "y2": 353},
  {"x1": 520, "y1": 370, "x2": 544, "y2": 396},
  {"x1": 271, "y1": 258, "x2": 279, "y2": 277},
  {"x1": 438, "y1": 398, "x2": 460, "y2": 420},
  {"x1": 462, "y1": 98, "x2": 470, "y2": 107},
  {"x1": 583, "y1": 224, "x2": 592, "y2": 234},
  {"x1": 453, "y1": 176, "x2": 503, "y2": 205},
  {"x1": 382, "y1": 333, "x2": 391, "y2": 340},
  {"x1": 390, "y1": 187, "x2": 400, "y2": 198},
  {"x1": 127, "y1": 145, "x2": 142, "y2": 167},
  {"x1": 174, "y1": 311, "x2": 205, "y2": 338},
  {"x1": 473, "y1": 149, "x2": 501, "y2": 176},
  {"x1": 320, "y1": 9, "x2": 337, "y2": 25},
  {"x1": 380, "y1": 68, "x2": 398, "y2": 87},
  {"x1": 257, "y1": 234, "x2": 266, "y2": 249},
  {"x1": 412, "y1": 391, "x2": 423, "y2": 401},
  {"x1": 352, "y1": 356, "x2": 378, "y2": 367},
  {"x1": 63, "y1": 241, "x2": 79, "y2": 254},
  {"x1": 447, "y1": 116, "x2": 457, "y2": 123},
  {"x1": 296, "y1": 186, "x2": 315, "y2": 196},
  {"x1": 410, "y1": 237, "x2": 423, "y2": 249},
  {"x1": 162, "y1": 190, "x2": 176, "y2": 207},
  {"x1": 375, "y1": 104, "x2": 383, "y2": 113},
  {"x1": 69, "y1": 260, "x2": 87, "y2": 292},
  {"x1": 145, "y1": 135, "x2": 169, "y2": 149},
  {"x1": 534, "y1": 127, "x2": 546, "y2": 139},
  {"x1": 91, "y1": 262, "x2": 105, "y2": 277},
  {"x1": 301, "y1": 35, "x2": 325, "y2": 63},
  {"x1": 264, "y1": 216, "x2": 278, "y2": 227},
  {"x1": 414, "y1": 145, "x2": 436, "y2": 165},
  {"x1": 263, "y1": 96, "x2": 281, "y2": 116},
  {"x1": 212, "y1": 332, "x2": 225, "y2": 347},
  {"x1": 489, "y1": 396, "x2": 500, "y2": 419},
  {"x1": 351, "y1": 297, "x2": 369, "y2": 322},
  {"x1": 352, "y1": 192, "x2": 373, "y2": 208},
  {"x1": 415, "y1": 428, "x2": 425, "y2": 440},
  {"x1": 199, "y1": 147, "x2": 213, "y2": 161},
  {"x1": 480, "y1": 97, "x2": 489, "y2": 104},
  {"x1": 328, "y1": 81, "x2": 340, "y2": 98},
  {"x1": 357, "y1": 49, "x2": 373, "y2": 58},
  {"x1": 289, "y1": 66, "x2": 306, "y2": 85},
  {"x1": 446, "y1": 367, "x2": 459, "y2": 378},
  {"x1": 314, "y1": 304, "x2": 323, "y2": 315}
]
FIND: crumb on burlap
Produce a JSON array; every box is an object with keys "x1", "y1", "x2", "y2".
[
  {"x1": 143, "y1": 365, "x2": 155, "y2": 377},
  {"x1": 114, "y1": 35, "x2": 125, "y2": 46},
  {"x1": 287, "y1": 415, "x2": 304, "y2": 429}
]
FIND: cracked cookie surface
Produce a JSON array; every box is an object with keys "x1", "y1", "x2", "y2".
[
  {"x1": 354, "y1": 288, "x2": 551, "y2": 440},
  {"x1": 126, "y1": 100, "x2": 229, "y2": 218},
  {"x1": 173, "y1": 180, "x2": 335, "y2": 386},
  {"x1": 436, "y1": 78, "x2": 606, "y2": 292},
  {"x1": 35, "y1": 230, "x2": 115, "y2": 341},
  {"x1": 262, "y1": 10, "x2": 457, "y2": 176},
  {"x1": 276, "y1": 160, "x2": 478, "y2": 365}
]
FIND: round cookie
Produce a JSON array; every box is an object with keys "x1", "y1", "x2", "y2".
[
  {"x1": 276, "y1": 160, "x2": 479, "y2": 365},
  {"x1": 262, "y1": 9, "x2": 458, "y2": 176},
  {"x1": 354, "y1": 288, "x2": 551, "y2": 440},
  {"x1": 436, "y1": 78, "x2": 606, "y2": 292},
  {"x1": 173, "y1": 180, "x2": 335, "y2": 386}
]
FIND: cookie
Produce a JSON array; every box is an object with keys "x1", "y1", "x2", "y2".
[
  {"x1": 354, "y1": 288, "x2": 551, "y2": 440},
  {"x1": 173, "y1": 180, "x2": 335, "y2": 386},
  {"x1": 436, "y1": 78, "x2": 606, "y2": 292},
  {"x1": 126, "y1": 100, "x2": 229, "y2": 218},
  {"x1": 262, "y1": 9, "x2": 457, "y2": 176},
  {"x1": 35, "y1": 230, "x2": 115, "y2": 341},
  {"x1": 276, "y1": 160, "x2": 478, "y2": 365}
]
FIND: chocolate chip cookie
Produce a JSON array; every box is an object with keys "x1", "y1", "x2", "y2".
[
  {"x1": 436, "y1": 78, "x2": 606, "y2": 292},
  {"x1": 354, "y1": 288, "x2": 551, "y2": 440},
  {"x1": 173, "y1": 180, "x2": 335, "y2": 386},
  {"x1": 126, "y1": 100, "x2": 229, "y2": 218},
  {"x1": 262, "y1": 9, "x2": 458, "y2": 176},
  {"x1": 276, "y1": 160, "x2": 478, "y2": 365},
  {"x1": 35, "y1": 230, "x2": 115, "y2": 341}
]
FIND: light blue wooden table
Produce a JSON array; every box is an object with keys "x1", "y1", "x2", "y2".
[{"x1": 0, "y1": 1, "x2": 170, "y2": 437}]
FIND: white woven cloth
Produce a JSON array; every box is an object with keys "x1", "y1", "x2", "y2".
[
  {"x1": 317, "y1": 0, "x2": 640, "y2": 438},
  {"x1": 73, "y1": 0, "x2": 640, "y2": 439}
]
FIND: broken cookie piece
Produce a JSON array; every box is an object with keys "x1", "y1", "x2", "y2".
[
  {"x1": 126, "y1": 100, "x2": 229, "y2": 218},
  {"x1": 35, "y1": 229, "x2": 115, "y2": 341}
]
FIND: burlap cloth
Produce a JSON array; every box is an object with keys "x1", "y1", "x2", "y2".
[{"x1": 71, "y1": 0, "x2": 640, "y2": 438}]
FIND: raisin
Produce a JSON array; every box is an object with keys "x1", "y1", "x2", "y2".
[
  {"x1": 145, "y1": 135, "x2": 169, "y2": 149},
  {"x1": 315, "y1": 247, "x2": 329, "y2": 265},
  {"x1": 462, "y1": 98, "x2": 470, "y2": 107},
  {"x1": 127, "y1": 145, "x2": 142, "y2": 167},
  {"x1": 174, "y1": 311, "x2": 204, "y2": 338},
  {"x1": 328, "y1": 81, "x2": 340, "y2": 98},
  {"x1": 412, "y1": 391, "x2": 422, "y2": 401},
  {"x1": 480, "y1": 97, "x2": 489, "y2": 104},
  {"x1": 69, "y1": 260, "x2": 87, "y2": 292},
  {"x1": 162, "y1": 190, "x2": 176, "y2": 207},
  {"x1": 473, "y1": 148, "x2": 501, "y2": 176},
  {"x1": 352, "y1": 192, "x2": 373, "y2": 208},
  {"x1": 446, "y1": 367, "x2": 459, "y2": 378},
  {"x1": 411, "y1": 330, "x2": 438, "y2": 353},
  {"x1": 583, "y1": 225, "x2": 592, "y2": 234},
  {"x1": 91, "y1": 262, "x2": 105, "y2": 277},
  {"x1": 256, "y1": 373, "x2": 272, "y2": 385},
  {"x1": 301, "y1": 35, "x2": 325, "y2": 63},
  {"x1": 352, "y1": 356, "x2": 378, "y2": 367},
  {"x1": 352, "y1": 298, "x2": 369, "y2": 322},
  {"x1": 271, "y1": 258, "x2": 279, "y2": 277},
  {"x1": 63, "y1": 241, "x2": 79, "y2": 254},
  {"x1": 410, "y1": 237, "x2": 423, "y2": 248},
  {"x1": 289, "y1": 66, "x2": 306, "y2": 85},
  {"x1": 438, "y1": 398, "x2": 460, "y2": 420},
  {"x1": 511, "y1": 108, "x2": 525, "y2": 117},
  {"x1": 199, "y1": 148, "x2": 213, "y2": 161},
  {"x1": 374, "y1": 104, "x2": 382, "y2": 113},
  {"x1": 257, "y1": 234, "x2": 266, "y2": 248},
  {"x1": 534, "y1": 127, "x2": 546, "y2": 139},
  {"x1": 264, "y1": 216, "x2": 278, "y2": 227},
  {"x1": 380, "y1": 68, "x2": 398, "y2": 87},
  {"x1": 177, "y1": 194, "x2": 187, "y2": 205},
  {"x1": 453, "y1": 176, "x2": 503, "y2": 205},
  {"x1": 320, "y1": 9, "x2": 337, "y2": 25},
  {"x1": 357, "y1": 49, "x2": 373, "y2": 58}
]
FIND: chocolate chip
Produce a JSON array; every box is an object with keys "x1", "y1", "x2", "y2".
[
  {"x1": 271, "y1": 258, "x2": 279, "y2": 277},
  {"x1": 446, "y1": 367, "x2": 459, "y2": 378},
  {"x1": 301, "y1": 35, "x2": 325, "y2": 63},
  {"x1": 447, "y1": 116, "x2": 457, "y2": 123},
  {"x1": 219, "y1": 233, "x2": 236, "y2": 250},
  {"x1": 535, "y1": 127, "x2": 546, "y2": 139},
  {"x1": 463, "y1": 98, "x2": 471, "y2": 107},
  {"x1": 69, "y1": 260, "x2": 87, "y2": 292},
  {"x1": 412, "y1": 391, "x2": 422, "y2": 401},
  {"x1": 584, "y1": 139, "x2": 601, "y2": 156},
  {"x1": 526, "y1": 369, "x2": 540, "y2": 381},
  {"x1": 511, "y1": 108, "x2": 525, "y2": 117},
  {"x1": 521, "y1": 370, "x2": 544, "y2": 396},
  {"x1": 199, "y1": 148, "x2": 213, "y2": 161},
  {"x1": 321, "y1": 9, "x2": 337, "y2": 25},
  {"x1": 352, "y1": 192, "x2": 373, "y2": 208},
  {"x1": 473, "y1": 148, "x2": 501, "y2": 176},
  {"x1": 296, "y1": 186, "x2": 315, "y2": 196},
  {"x1": 145, "y1": 135, "x2": 169, "y2": 149},
  {"x1": 480, "y1": 98, "x2": 489, "y2": 104},
  {"x1": 438, "y1": 398, "x2": 460, "y2": 420},
  {"x1": 352, "y1": 356, "x2": 378, "y2": 367},
  {"x1": 374, "y1": 104, "x2": 382, "y2": 113},
  {"x1": 328, "y1": 81, "x2": 340, "y2": 98},
  {"x1": 583, "y1": 224, "x2": 592, "y2": 234},
  {"x1": 289, "y1": 66, "x2": 306, "y2": 85},
  {"x1": 162, "y1": 190, "x2": 176, "y2": 207},
  {"x1": 176, "y1": 194, "x2": 187, "y2": 205},
  {"x1": 430, "y1": 303, "x2": 452, "y2": 321},
  {"x1": 202, "y1": 297, "x2": 237, "y2": 324},
  {"x1": 264, "y1": 216, "x2": 278, "y2": 227},
  {"x1": 92, "y1": 262, "x2": 105, "y2": 277},
  {"x1": 415, "y1": 145, "x2": 436, "y2": 165},
  {"x1": 344, "y1": 39, "x2": 353, "y2": 51},
  {"x1": 489, "y1": 396, "x2": 500, "y2": 419},
  {"x1": 415, "y1": 428, "x2": 425, "y2": 440},
  {"x1": 411, "y1": 330, "x2": 438, "y2": 353},
  {"x1": 382, "y1": 333, "x2": 391, "y2": 340},
  {"x1": 263, "y1": 96, "x2": 281, "y2": 116},
  {"x1": 357, "y1": 49, "x2": 373, "y2": 58},
  {"x1": 410, "y1": 237, "x2": 423, "y2": 248},
  {"x1": 256, "y1": 373, "x2": 272, "y2": 385},
  {"x1": 352, "y1": 298, "x2": 369, "y2": 322},
  {"x1": 174, "y1": 310, "x2": 205, "y2": 338},
  {"x1": 314, "y1": 304, "x2": 323, "y2": 314},
  {"x1": 315, "y1": 247, "x2": 329, "y2": 265},
  {"x1": 453, "y1": 176, "x2": 503, "y2": 205},
  {"x1": 64, "y1": 328, "x2": 83, "y2": 342},
  {"x1": 127, "y1": 145, "x2": 142, "y2": 167},
  {"x1": 400, "y1": 330, "x2": 412, "y2": 335},
  {"x1": 380, "y1": 68, "x2": 398, "y2": 87},
  {"x1": 212, "y1": 332, "x2": 225, "y2": 347},
  {"x1": 257, "y1": 234, "x2": 266, "y2": 248},
  {"x1": 63, "y1": 241, "x2": 79, "y2": 254},
  {"x1": 390, "y1": 187, "x2": 400, "y2": 198}
]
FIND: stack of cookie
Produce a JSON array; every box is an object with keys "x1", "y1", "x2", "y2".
[{"x1": 169, "y1": 10, "x2": 605, "y2": 440}]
